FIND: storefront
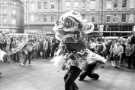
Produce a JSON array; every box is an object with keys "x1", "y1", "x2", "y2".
[
  {"x1": 24, "y1": 24, "x2": 55, "y2": 34},
  {"x1": 103, "y1": 24, "x2": 134, "y2": 37}
]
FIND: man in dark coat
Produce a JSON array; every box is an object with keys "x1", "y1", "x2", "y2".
[
  {"x1": 22, "y1": 42, "x2": 33, "y2": 65},
  {"x1": 64, "y1": 54, "x2": 81, "y2": 90},
  {"x1": 128, "y1": 31, "x2": 135, "y2": 68}
]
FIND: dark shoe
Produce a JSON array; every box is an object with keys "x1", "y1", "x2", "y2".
[
  {"x1": 89, "y1": 73, "x2": 99, "y2": 80},
  {"x1": 114, "y1": 66, "x2": 120, "y2": 69},
  {"x1": 78, "y1": 78, "x2": 84, "y2": 81},
  {"x1": 128, "y1": 66, "x2": 131, "y2": 69}
]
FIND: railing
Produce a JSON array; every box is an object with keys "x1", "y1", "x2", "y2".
[{"x1": 92, "y1": 31, "x2": 132, "y2": 33}]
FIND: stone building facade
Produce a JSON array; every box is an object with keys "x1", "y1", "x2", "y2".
[
  {"x1": 63, "y1": 0, "x2": 135, "y2": 36},
  {"x1": 0, "y1": 0, "x2": 24, "y2": 33},
  {"x1": 24, "y1": 0, "x2": 61, "y2": 34},
  {"x1": 24, "y1": 0, "x2": 135, "y2": 36}
]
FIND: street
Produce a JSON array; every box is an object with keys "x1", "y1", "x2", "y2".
[{"x1": 0, "y1": 60, "x2": 135, "y2": 90}]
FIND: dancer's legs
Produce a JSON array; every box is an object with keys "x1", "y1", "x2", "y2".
[
  {"x1": 79, "y1": 62, "x2": 98, "y2": 80},
  {"x1": 64, "y1": 66, "x2": 81, "y2": 90}
]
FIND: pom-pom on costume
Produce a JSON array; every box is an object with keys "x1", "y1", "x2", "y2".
[{"x1": 52, "y1": 10, "x2": 107, "y2": 90}]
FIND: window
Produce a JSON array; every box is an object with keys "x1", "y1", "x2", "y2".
[
  {"x1": 3, "y1": 17, "x2": 8, "y2": 26},
  {"x1": 129, "y1": 0, "x2": 135, "y2": 8},
  {"x1": 51, "y1": 4, "x2": 54, "y2": 9},
  {"x1": 51, "y1": 16, "x2": 55, "y2": 22},
  {"x1": 89, "y1": 0, "x2": 96, "y2": 9},
  {"x1": 43, "y1": 16, "x2": 47, "y2": 22},
  {"x1": 134, "y1": 15, "x2": 135, "y2": 22},
  {"x1": 3, "y1": 8, "x2": 8, "y2": 15},
  {"x1": 30, "y1": 3, "x2": 36, "y2": 11},
  {"x1": 74, "y1": 2, "x2": 79, "y2": 8},
  {"x1": 12, "y1": 9, "x2": 16, "y2": 16},
  {"x1": 0, "y1": 15, "x2": 1, "y2": 26},
  {"x1": 65, "y1": 2, "x2": 70, "y2": 8},
  {"x1": 50, "y1": 0, "x2": 54, "y2": 2},
  {"x1": 11, "y1": 18, "x2": 16, "y2": 25},
  {"x1": 13, "y1": 2, "x2": 17, "y2": 5},
  {"x1": 129, "y1": 14, "x2": 134, "y2": 23},
  {"x1": 113, "y1": 0, "x2": 118, "y2": 8},
  {"x1": 43, "y1": 2, "x2": 47, "y2": 9},
  {"x1": 106, "y1": 16, "x2": 111, "y2": 22},
  {"x1": 3, "y1": 0, "x2": 8, "y2": 4},
  {"x1": 30, "y1": 15, "x2": 35, "y2": 22},
  {"x1": 122, "y1": 14, "x2": 126, "y2": 22},
  {"x1": 91, "y1": 17, "x2": 95, "y2": 22},
  {"x1": 122, "y1": 0, "x2": 127, "y2": 7},
  {"x1": 113, "y1": 14, "x2": 119, "y2": 23},
  {"x1": 106, "y1": 0, "x2": 112, "y2": 9},
  {"x1": 38, "y1": 1, "x2": 42, "y2": 9}
]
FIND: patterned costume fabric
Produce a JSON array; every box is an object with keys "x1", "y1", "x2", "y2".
[
  {"x1": 52, "y1": 10, "x2": 106, "y2": 68},
  {"x1": 52, "y1": 10, "x2": 107, "y2": 90},
  {"x1": 53, "y1": 10, "x2": 94, "y2": 42}
]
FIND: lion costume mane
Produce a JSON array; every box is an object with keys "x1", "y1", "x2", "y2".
[
  {"x1": 53, "y1": 10, "x2": 94, "y2": 52},
  {"x1": 52, "y1": 11, "x2": 106, "y2": 69}
]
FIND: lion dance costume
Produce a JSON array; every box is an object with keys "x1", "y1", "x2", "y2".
[{"x1": 52, "y1": 11, "x2": 107, "y2": 90}]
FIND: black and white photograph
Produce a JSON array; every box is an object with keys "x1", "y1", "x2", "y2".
[{"x1": 0, "y1": 0, "x2": 135, "y2": 90}]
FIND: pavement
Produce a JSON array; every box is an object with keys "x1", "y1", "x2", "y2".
[{"x1": 0, "y1": 60, "x2": 135, "y2": 90}]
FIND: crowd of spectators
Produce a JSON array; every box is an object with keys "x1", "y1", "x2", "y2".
[
  {"x1": 0, "y1": 32, "x2": 135, "y2": 70},
  {"x1": 0, "y1": 33, "x2": 60, "y2": 65},
  {"x1": 88, "y1": 34, "x2": 135, "y2": 69}
]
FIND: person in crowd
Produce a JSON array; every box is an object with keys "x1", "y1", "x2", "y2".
[
  {"x1": 64, "y1": 54, "x2": 81, "y2": 90},
  {"x1": 104, "y1": 40, "x2": 112, "y2": 60},
  {"x1": 9, "y1": 37, "x2": 14, "y2": 50},
  {"x1": 43, "y1": 39, "x2": 49, "y2": 59},
  {"x1": 128, "y1": 31, "x2": 135, "y2": 45},
  {"x1": 89, "y1": 39, "x2": 97, "y2": 52},
  {"x1": 21, "y1": 41, "x2": 33, "y2": 65},
  {"x1": 50, "y1": 38, "x2": 55, "y2": 57},
  {"x1": 13, "y1": 39, "x2": 20, "y2": 63},
  {"x1": 131, "y1": 46, "x2": 135, "y2": 69},
  {"x1": 120, "y1": 40, "x2": 126, "y2": 65},
  {"x1": 0, "y1": 72, "x2": 2, "y2": 76},
  {"x1": 0, "y1": 48, "x2": 8, "y2": 76},
  {"x1": 47, "y1": 39, "x2": 51, "y2": 58},
  {"x1": 50, "y1": 38, "x2": 59, "y2": 57},
  {"x1": 36, "y1": 40, "x2": 40, "y2": 58},
  {"x1": 110, "y1": 40, "x2": 123, "y2": 68},
  {"x1": 128, "y1": 31, "x2": 135, "y2": 69},
  {"x1": 39, "y1": 40, "x2": 44, "y2": 58},
  {"x1": 0, "y1": 39, "x2": 7, "y2": 50},
  {"x1": 109, "y1": 40, "x2": 116, "y2": 67},
  {"x1": 125, "y1": 42, "x2": 134, "y2": 69},
  {"x1": 10, "y1": 38, "x2": 19, "y2": 62},
  {"x1": 78, "y1": 49, "x2": 107, "y2": 81},
  {"x1": 95, "y1": 39, "x2": 106, "y2": 57}
]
